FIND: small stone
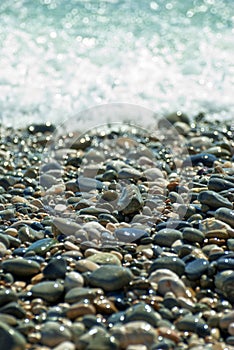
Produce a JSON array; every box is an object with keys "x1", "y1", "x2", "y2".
[
  {"x1": 41, "y1": 321, "x2": 72, "y2": 347},
  {"x1": 0, "y1": 209, "x2": 15, "y2": 220},
  {"x1": 185, "y1": 258, "x2": 209, "y2": 280},
  {"x1": 66, "y1": 303, "x2": 96, "y2": 320},
  {"x1": 0, "y1": 321, "x2": 26, "y2": 350},
  {"x1": 157, "y1": 277, "x2": 189, "y2": 298},
  {"x1": 117, "y1": 184, "x2": 144, "y2": 214},
  {"x1": 198, "y1": 190, "x2": 232, "y2": 209},
  {"x1": 125, "y1": 303, "x2": 161, "y2": 327},
  {"x1": 183, "y1": 153, "x2": 217, "y2": 167},
  {"x1": 53, "y1": 217, "x2": 81, "y2": 235},
  {"x1": 79, "y1": 326, "x2": 119, "y2": 350},
  {"x1": 2, "y1": 258, "x2": 40, "y2": 277},
  {"x1": 87, "y1": 265, "x2": 133, "y2": 291},
  {"x1": 77, "y1": 176, "x2": 106, "y2": 192},
  {"x1": 64, "y1": 271, "x2": 84, "y2": 291},
  {"x1": 25, "y1": 238, "x2": 57, "y2": 256},
  {"x1": 115, "y1": 227, "x2": 148, "y2": 243},
  {"x1": 153, "y1": 228, "x2": 182, "y2": 247},
  {"x1": 110, "y1": 321, "x2": 157, "y2": 348},
  {"x1": 87, "y1": 252, "x2": 121, "y2": 266},
  {"x1": 31, "y1": 281, "x2": 64, "y2": 302},
  {"x1": 208, "y1": 177, "x2": 234, "y2": 192},
  {"x1": 65, "y1": 287, "x2": 103, "y2": 304},
  {"x1": 149, "y1": 256, "x2": 185, "y2": 276},
  {"x1": 53, "y1": 341, "x2": 75, "y2": 350},
  {"x1": 215, "y1": 207, "x2": 234, "y2": 228},
  {"x1": 43, "y1": 257, "x2": 67, "y2": 279},
  {"x1": 182, "y1": 228, "x2": 204, "y2": 244},
  {"x1": 118, "y1": 167, "x2": 142, "y2": 180}
]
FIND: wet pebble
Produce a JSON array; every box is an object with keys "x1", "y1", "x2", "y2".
[
  {"x1": 198, "y1": 190, "x2": 232, "y2": 209},
  {"x1": 2, "y1": 257, "x2": 40, "y2": 277},
  {"x1": 87, "y1": 265, "x2": 133, "y2": 291},
  {"x1": 40, "y1": 321, "x2": 72, "y2": 347},
  {"x1": 31, "y1": 281, "x2": 64, "y2": 302},
  {"x1": 185, "y1": 258, "x2": 209, "y2": 280},
  {"x1": 0, "y1": 321, "x2": 26, "y2": 350},
  {"x1": 153, "y1": 228, "x2": 182, "y2": 247}
]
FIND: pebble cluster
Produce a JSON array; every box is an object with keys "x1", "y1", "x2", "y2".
[{"x1": 0, "y1": 112, "x2": 234, "y2": 350}]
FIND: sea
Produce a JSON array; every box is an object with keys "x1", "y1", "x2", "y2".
[{"x1": 0, "y1": 0, "x2": 233, "y2": 129}]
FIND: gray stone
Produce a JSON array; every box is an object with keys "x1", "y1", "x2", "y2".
[
  {"x1": 215, "y1": 207, "x2": 234, "y2": 228},
  {"x1": 2, "y1": 258, "x2": 40, "y2": 277},
  {"x1": 88, "y1": 265, "x2": 133, "y2": 291},
  {"x1": 117, "y1": 184, "x2": 143, "y2": 214},
  {"x1": 198, "y1": 190, "x2": 232, "y2": 209},
  {"x1": 41, "y1": 321, "x2": 72, "y2": 347},
  {"x1": 153, "y1": 228, "x2": 182, "y2": 247},
  {"x1": 0, "y1": 321, "x2": 26, "y2": 350},
  {"x1": 31, "y1": 281, "x2": 64, "y2": 302}
]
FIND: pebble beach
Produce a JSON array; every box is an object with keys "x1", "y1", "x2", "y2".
[{"x1": 0, "y1": 111, "x2": 234, "y2": 349}]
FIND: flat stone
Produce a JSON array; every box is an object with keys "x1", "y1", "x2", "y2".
[
  {"x1": 185, "y1": 258, "x2": 209, "y2": 280},
  {"x1": 208, "y1": 177, "x2": 234, "y2": 192},
  {"x1": 87, "y1": 252, "x2": 121, "y2": 266},
  {"x1": 0, "y1": 321, "x2": 26, "y2": 350},
  {"x1": 25, "y1": 238, "x2": 57, "y2": 256},
  {"x1": 115, "y1": 228, "x2": 148, "y2": 243},
  {"x1": 0, "y1": 302, "x2": 26, "y2": 319},
  {"x1": 215, "y1": 208, "x2": 234, "y2": 228},
  {"x1": 182, "y1": 228, "x2": 204, "y2": 244},
  {"x1": 53, "y1": 217, "x2": 81, "y2": 235},
  {"x1": 198, "y1": 190, "x2": 232, "y2": 209},
  {"x1": 41, "y1": 321, "x2": 72, "y2": 347},
  {"x1": 175, "y1": 315, "x2": 210, "y2": 337},
  {"x1": 77, "y1": 176, "x2": 106, "y2": 192},
  {"x1": 125, "y1": 303, "x2": 161, "y2": 327},
  {"x1": 87, "y1": 265, "x2": 133, "y2": 291},
  {"x1": 153, "y1": 229, "x2": 182, "y2": 247},
  {"x1": 66, "y1": 303, "x2": 96, "y2": 320},
  {"x1": 110, "y1": 321, "x2": 157, "y2": 348},
  {"x1": 118, "y1": 167, "x2": 142, "y2": 180},
  {"x1": 31, "y1": 281, "x2": 64, "y2": 302},
  {"x1": 149, "y1": 256, "x2": 185, "y2": 276},
  {"x1": 0, "y1": 209, "x2": 15, "y2": 220},
  {"x1": 2, "y1": 258, "x2": 40, "y2": 277},
  {"x1": 157, "y1": 277, "x2": 189, "y2": 298},
  {"x1": 65, "y1": 287, "x2": 103, "y2": 304}
]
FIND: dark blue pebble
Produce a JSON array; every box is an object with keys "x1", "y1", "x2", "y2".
[
  {"x1": 149, "y1": 256, "x2": 185, "y2": 276},
  {"x1": 185, "y1": 258, "x2": 209, "y2": 280},
  {"x1": 183, "y1": 153, "x2": 217, "y2": 167},
  {"x1": 24, "y1": 256, "x2": 45, "y2": 264},
  {"x1": 12, "y1": 247, "x2": 27, "y2": 256},
  {"x1": 107, "y1": 311, "x2": 126, "y2": 326},
  {"x1": 217, "y1": 253, "x2": 234, "y2": 270},
  {"x1": 30, "y1": 222, "x2": 44, "y2": 230}
]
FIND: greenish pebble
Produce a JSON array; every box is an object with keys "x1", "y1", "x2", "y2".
[
  {"x1": 88, "y1": 265, "x2": 133, "y2": 291},
  {"x1": 0, "y1": 321, "x2": 26, "y2": 350},
  {"x1": 182, "y1": 227, "x2": 204, "y2": 244},
  {"x1": 25, "y1": 238, "x2": 57, "y2": 256},
  {"x1": 2, "y1": 258, "x2": 40, "y2": 277},
  {"x1": 153, "y1": 228, "x2": 182, "y2": 247},
  {"x1": 31, "y1": 281, "x2": 64, "y2": 302},
  {"x1": 65, "y1": 287, "x2": 102, "y2": 304},
  {"x1": 215, "y1": 207, "x2": 234, "y2": 228},
  {"x1": 124, "y1": 302, "x2": 161, "y2": 327},
  {"x1": 87, "y1": 252, "x2": 121, "y2": 266},
  {"x1": 41, "y1": 321, "x2": 72, "y2": 347}
]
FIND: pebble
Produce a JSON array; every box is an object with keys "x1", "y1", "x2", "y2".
[
  {"x1": 124, "y1": 303, "x2": 161, "y2": 326},
  {"x1": 87, "y1": 265, "x2": 133, "y2": 291},
  {"x1": 110, "y1": 321, "x2": 158, "y2": 348},
  {"x1": 87, "y1": 252, "x2": 121, "y2": 266},
  {"x1": 182, "y1": 227, "x2": 204, "y2": 244},
  {"x1": 208, "y1": 177, "x2": 234, "y2": 192},
  {"x1": 31, "y1": 281, "x2": 64, "y2": 302},
  {"x1": 215, "y1": 207, "x2": 234, "y2": 228},
  {"x1": 117, "y1": 184, "x2": 144, "y2": 214},
  {"x1": 0, "y1": 321, "x2": 26, "y2": 350},
  {"x1": 25, "y1": 238, "x2": 57, "y2": 256},
  {"x1": 185, "y1": 258, "x2": 209, "y2": 280},
  {"x1": 115, "y1": 227, "x2": 148, "y2": 243},
  {"x1": 79, "y1": 326, "x2": 119, "y2": 350},
  {"x1": 43, "y1": 257, "x2": 67, "y2": 279},
  {"x1": 64, "y1": 271, "x2": 84, "y2": 291},
  {"x1": 65, "y1": 287, "x2": 103, "y2": 304},
  {"x1": 2, "y1": 257, "x2": 41, "y2": 277},
  {"x1": 66, "y1": 303, "x2": 96, "y2": 320},
  {"x1": 153, "y1": 228, "x2": 182, "y2": 247},
  {"x1": 40, "y1": 321, "x2": 72, "y2": 347},
  {"x1": 183, "y1": 153, "x2": 217, "y2": 167},
  {"x1": 150, "y1": 256, "x2": 185, "y2": 276},
  {"x1": 198, "y1": 190, "x2": 233, "y2": 209}
]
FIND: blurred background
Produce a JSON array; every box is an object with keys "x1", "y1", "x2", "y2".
[{"x1": 0, "y1": 0, "x2": 233, "y2": 127}]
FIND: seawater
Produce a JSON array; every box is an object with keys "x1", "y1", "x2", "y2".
[{"x1": 0, "y1": 0, "x2": 233, "y2": 128}]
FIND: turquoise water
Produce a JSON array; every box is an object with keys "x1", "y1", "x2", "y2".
[{"x1": 0, "y1": 0, "x2": 233, "y2": 127}]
